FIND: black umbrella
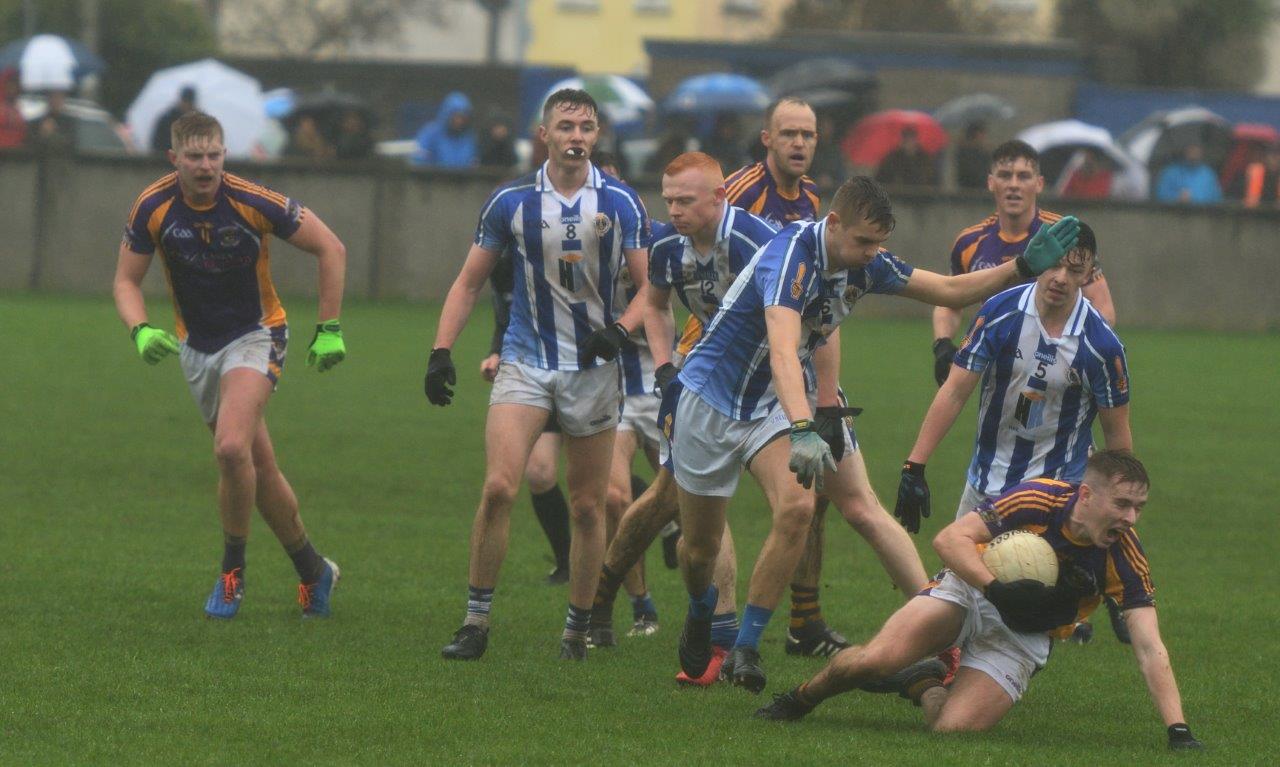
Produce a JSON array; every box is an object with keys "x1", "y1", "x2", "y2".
[
  {"x1": 767, "y1": 58, "x2": 876, "y2": 97},
  {"x1": 284, "y1": 91, "x2": 375, "y2": 129}
]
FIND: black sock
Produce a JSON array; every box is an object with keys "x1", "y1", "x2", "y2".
[
  {"x1": 592, "y1": 565, "x2": 623, "y2": 626},
  {"x1": 630, "y1": 474, "x2": 649, "y2": 500},
  {"x1": 222, "y1": 533, "x2": 246, "y2": 573},
  {"x1": 285, "y1": 536, "x2": 326, "y2": 583},
  {"x1": 532, "y1": 486, "x2": 571, "y2": 568}
]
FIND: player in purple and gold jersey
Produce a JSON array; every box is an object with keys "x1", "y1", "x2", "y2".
[
  {"x1": 931, "y1": 140, "x2": 1117, "y2": 387},
  {"x1": 756, "y1": 451, "x2": 1204, "y2": 752},
  {"x1": 113, "y1": 112, "x2": 349, "y2": 620},
  {"x1": 724, "y1": 98, "x2": 822, "y2": 229}
]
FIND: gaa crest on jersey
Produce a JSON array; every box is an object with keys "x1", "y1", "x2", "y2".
[
  {"x1": 961, "y1": 316, "x2": 985, "y2": 349},
  {"x1": 594, "y1": 212, "x2": 612, "y2": 238},
  {"x1": 1113, "y1": 357, "x2": 1128, "y2": 394}
]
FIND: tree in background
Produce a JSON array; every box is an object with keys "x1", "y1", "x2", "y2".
[
  {"x1": 781, "y1": 0, "x2": 998, "y2": 36},
  {"x1": 0, "y1": 0, "x2": 217, "y2": 115},
  {"x1": 1056, "y1": 0, "x2": 1270, "y2": 90},
  {"x1": 213, "y1": 0, "x2": 455, "y2": 58}
]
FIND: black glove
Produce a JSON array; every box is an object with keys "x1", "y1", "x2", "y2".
[
  {"x1": 579, "y1": 322, "x2": 629, "y2": 366},
  {"x1": 814, "y1": 406, "x2": 862, "y2": 463},
  {"x1": 424, "y1": 348, "x2": 457, "y2": 406},
  {"x1": 1167, "y1": 723, "x2": 1204, "y2": 751},
  {"x1": 932, "y1": 338, "x2": 958, "y2": 387},
  {"x1": 984, "y1": 578, "x2": 1059, "y2": 633},
  {"x1": 653, "y1": 362, "x2": 678, "y2": 398},
  {"x1": 894, "y1": 460, "x2": 930, "y2": 534}
]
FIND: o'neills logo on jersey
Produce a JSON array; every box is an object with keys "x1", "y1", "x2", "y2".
[
  {"x1": 961, "y1": 315, "x2": 985, "y2": 349},
  {"x1": 1113, "y1": 357, "x2": 1128, "y2": 394},
  {"x1": 791, "y1": 263, "x2": 806, "y2": 299},
  {"x1": 593, "y1": 212, "x2": 612, "y2": 238}
]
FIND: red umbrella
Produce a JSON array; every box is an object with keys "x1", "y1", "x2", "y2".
[
  {"x1": 1232, "y1": 122, "x2": 1280, "y2": 145},
  {"x1": 842, "y1": 109, "x2": 948, "y2": 166}
]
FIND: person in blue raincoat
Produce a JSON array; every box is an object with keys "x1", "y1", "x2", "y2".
[{"x1": 414, "y1": 91, "x2": 477, "y2": 168}]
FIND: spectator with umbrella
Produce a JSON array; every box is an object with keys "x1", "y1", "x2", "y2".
[
  {"x1": 26, "y1": 88, "x2": 74, "y2": 153},
  {"x1": 875, "y1": 125, "x2": 937, "y2": 189},
  {"x1": 1154, "y1": 143, "x2": 1222, "y2": 204},
  {"x1": 150, "y1": 85, "x2": 198, "y2": 153},
  {"x1": 1228, "y1": 142, "x2": 1280, "y2": 208},
  {"x1": 955, "y1": 122, "x2": 991, "y2": 190}
]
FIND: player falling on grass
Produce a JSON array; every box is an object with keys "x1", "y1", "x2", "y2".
[
  {"x1": 670, "y1": 177, "x2": 1082, "y2": 694},
  {"x1": 425, "y1": 89, "x2": 657, "y2": 661},
  {"x1": 757, "y1": 451, "x2": 1205, "y2": 752},
  {"x1": 112, "y1": 112, "x2": 347, "y2": 619},
  {"x1": 896, "y1": 221, "x2": 1132, "y2": 644},
  {"x1": 591, "y1": 151, "x2": 778, "y2": 680}
]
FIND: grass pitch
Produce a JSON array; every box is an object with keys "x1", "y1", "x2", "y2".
[{"x1": 1, "y1": 293, "x2": 1277, "y2": 765}]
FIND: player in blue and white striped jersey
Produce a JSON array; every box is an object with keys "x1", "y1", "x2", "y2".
[
  {"x1": 590, "y1": 152, "x2": 778, "y2": 681},
  {"x1": 671, "y1": 177, "x2": 1083, "y2": 692},
  {"x1": 894, "y1": 222, "x2": 1133, "y2": 642},
  {"x1": 425, "y1": 89, "x2": 658, "y2": 662}
]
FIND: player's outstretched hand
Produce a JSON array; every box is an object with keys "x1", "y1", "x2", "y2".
[
  {"x1": 579, "y1": 322, "x2": 630, "y2": 366},
  {"x1": 131, "y1": 323, "x2": 179, "y2": 365},
  {"x1": 814, "y1": 406, "x2": 861, "y2": 463},
  {"x1": 788, "y1": 421, "x2": 837, "y2": 493},
  {"x1": 1167, "y1": 723, "x2": 1204, "y2": 751},
  {"x1": 932, "y1": 338, "x2": 958, "y2": 387},
  {"x1": 424, "y1": 348, "x2": 457, "y2": 406},
  {"x1": 306, "y1": 320, "x2": 346, "y2": 372},
  {"x1": 1016, "y1": 215, "x2": 1080, "y2": 277},
  {"x1": 894, "y1": 461, "x2": 931, "y2": 534},
  {"x1": 653, "y1": 362, "x2": 677, "y2": 398}
]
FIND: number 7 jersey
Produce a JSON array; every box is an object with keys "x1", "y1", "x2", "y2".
[{"x1": 475, "y1": 162, "x2": 648, "y2": 371}]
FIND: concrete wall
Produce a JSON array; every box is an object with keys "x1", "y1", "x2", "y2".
[{"x1": 2, "y1": 153, "x2": 1277, "y2": 331}]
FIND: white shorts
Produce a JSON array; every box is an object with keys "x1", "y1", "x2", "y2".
[
  {"x1": 490, "y1": 359, "x2": 621, "y2": 437},
  {"x1": 955, "y1": 482, "x2": 996, "y2": 521},
  {"x1": 180, "y1": 326, "x2": 287, "y2": 424},
  {"x1": 922, "y1": 570, "x2": 1051, "y2": 702},
  {"x1": 667, "y1": 384, "x2": 790, "y2": 498},
  {"x1": 619, "y1": 392, "x2": 661, "y2": 447}
]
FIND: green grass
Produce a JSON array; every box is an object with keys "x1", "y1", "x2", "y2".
[{"x1": 2, "y1": 293, "x2": 1277, "y2": 765}]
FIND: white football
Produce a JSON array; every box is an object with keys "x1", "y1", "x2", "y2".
[{"x1": 981, "y1": 530, "x2": 1059, "y2": 586}]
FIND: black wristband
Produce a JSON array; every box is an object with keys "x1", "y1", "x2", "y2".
[
  {"x1": 903, "y1": 460, "x2": 926, "y2": 476},
  {"x1": 130, "y1": 322, "x2": 151, "y2": 341},
  {"x1": 1015, "y1": 254, "x2": 1035, "y2": 279},
  {"x1": 430, "y1": 347, "x2": 452, "y2": 362},
  {"x1": 790, "y1": 419, "x2": 814, "y2": 433},
  {"x1": 932, "y1": 338, "x2": 957, "y2": 358},
  {"x1": 612, "y1": 321, "x2": 629, "y2": 339}
]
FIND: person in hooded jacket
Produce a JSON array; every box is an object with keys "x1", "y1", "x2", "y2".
[{"x1": 414, "y1": 91, "x2": 478, "y2": 168}]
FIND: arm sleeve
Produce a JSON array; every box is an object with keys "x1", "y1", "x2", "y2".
[
  {"x1": 1105, "y1": 531, "x2": 1156, "y2": 609},
  {"x1": 237, "y1": 180, "x2": 304, "y2": 239},
  {"x1": 122, "y1": 199, "x2": 157, "y2": 255},
  {"x1": 951, "y1": 299, "x2": 1003, "y2": 374},
  {"x1": 757, "y1": 233, "x2": 814, "y2": 313},
  {"x1": 865, "y1": 250, "x2": 914, "y2": 295},
  {"x1": 474, "y1": 189, "x2": 512, "y2": 251},
  {"x1": 615, "y1": 188, "x2": 649, "y2": 250},
  {"x1": 1085, "y1": 337, "x2": 1130, "y2": 408}
]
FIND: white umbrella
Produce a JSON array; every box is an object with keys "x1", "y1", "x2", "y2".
[
  {"x1": 0, "y1": 34, "x2": 106, "y2": 91},
  {"x1": 126, "y1": 59, "x2": 265, "y2": 157},
  {"x1": 538, "y1": 75, "x2": 653, "y2": 130},
  {"x1": 1018, "y1": 120, "x2": 1148, "y2": 200}
]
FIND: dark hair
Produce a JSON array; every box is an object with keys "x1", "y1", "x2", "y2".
[
  {"x1": 964, "y1": 121, "x2": 987, "y2": 140},
  {"x1": 763, "y1": 97, "x2": 813, "y2": 130},
  {"x1": 179, "y1": 85, "x2": 197, "y2": 103},
  {"x1": 991, "y1": 139, "x2": 1039, "y2": 170},
  {"x1": 1085, "y1": 450, "x2": 1148, "y2": 489},
  {"x1": 1061, "y1": 220, "x2": 1099, "y2": 270},
  {"x1": 541, "y1": 88, "x2": 598, "y2": 124},
  {"x1": 830, "y1": 176, "x2": 895, "y2": 233},
  {"x1": 593, "y1": 150, "x2": 618, "y2": 173}
]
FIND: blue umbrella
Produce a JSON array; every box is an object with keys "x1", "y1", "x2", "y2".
[
  {"x1": 663, "y1": 73, "x2": 771, "y2": 115},
  {"x1": 0, "y1": 34, "x2": 106, "y2": 90}
]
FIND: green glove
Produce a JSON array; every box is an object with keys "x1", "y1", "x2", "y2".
[
  {"x1": 131, "y1": 322, "x2": 179, "y2": 365},
  {"x1": 307, "y1": 319, "x2": 346, "y2": 372},
  {"x1": 1016, "y1": 215, "x2": 1080, "y2": 277},
  {"x1": 788, "y1": 420, "x2": 838, "y2": 493}
]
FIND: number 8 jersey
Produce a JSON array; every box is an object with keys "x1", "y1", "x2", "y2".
[{"x1": 475, "y1": 162, "x2": 648, "y2": 371}]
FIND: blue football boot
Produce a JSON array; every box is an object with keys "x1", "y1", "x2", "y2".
[
  {"x1": 205, "y1": 568, "x2": 244, "y2": 620},
  {"x1": 298, "y1": 558, "x2": 340, "y2": 618}
]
